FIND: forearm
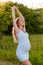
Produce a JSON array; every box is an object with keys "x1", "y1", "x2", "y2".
[
  {"x1": 16, "y1": 8, "x2": 24, "y2": 18},
  {"x1": 12, "y1": 8, "x2": 16, "y2": 26}
]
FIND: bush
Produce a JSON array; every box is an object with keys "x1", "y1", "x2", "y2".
[{"x1": 0, "y1": 1, "x2": 43, "y2": 34}]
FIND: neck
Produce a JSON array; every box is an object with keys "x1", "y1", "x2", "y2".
[{"x1": 20, "y1": 28, "x2": 26, "y2": 32}]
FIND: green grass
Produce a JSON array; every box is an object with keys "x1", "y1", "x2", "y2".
[
  {"x1": 0, "y1": 34, "x2": 43, "y2": 65},
  {"x1": 29, "y1": 34, "x2": 43, "y2": 65}
]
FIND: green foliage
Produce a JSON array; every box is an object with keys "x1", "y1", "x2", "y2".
[
  {"x1": 29, "y1": 34, "x2": 43, "y2": 65},
  {"x1": 0, "y1": 1, "x2": 43, "y2": 34}
]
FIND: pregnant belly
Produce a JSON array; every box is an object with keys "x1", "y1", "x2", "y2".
[
  {"x1": 23, "y1": 40, "x2": 31, "y2": 51},
  {"x1": 18, "y1": 40, "x2": 31, "y2": 52}
]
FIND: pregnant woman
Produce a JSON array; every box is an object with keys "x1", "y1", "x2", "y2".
[{"x1": 12, "y1": 6, "x2": 32, "y2": 65}]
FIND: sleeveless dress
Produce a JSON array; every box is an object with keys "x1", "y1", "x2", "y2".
[{"x1": 16, "y1": 29, "x2": 31, "y2": 61}]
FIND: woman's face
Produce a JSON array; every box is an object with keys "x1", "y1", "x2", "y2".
[{"x1": 19, "y1": 17, "x2": 25, "y2": 27}]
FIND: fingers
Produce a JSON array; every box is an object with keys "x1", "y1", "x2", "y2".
[{"x1": 12, "y1": 6, "x2": 18, "y2": 11}]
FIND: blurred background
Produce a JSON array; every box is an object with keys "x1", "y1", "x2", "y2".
[{"x1": 0, "y1": 0, "x2": 43, "y2": 65}]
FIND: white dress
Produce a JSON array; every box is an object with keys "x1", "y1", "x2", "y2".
[{"x1": 16, "y1": 29, "x2": 31, "y2": 61}]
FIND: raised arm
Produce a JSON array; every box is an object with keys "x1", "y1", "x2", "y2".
[
  {"x1": 12, "y1": 6, "x2": 20, "y2": 34},
  {"x1": 13, "y1": 6, "x2": 24, "y2": 18},
  {"x1": 16, "y1": 8, "x2": 24, "y2": 18}
]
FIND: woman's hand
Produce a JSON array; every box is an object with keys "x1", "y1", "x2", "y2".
[{"x1": 12, "y1": 6, "x2": 18, "y2": 11}]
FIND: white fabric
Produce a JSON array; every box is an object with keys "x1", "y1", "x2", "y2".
[{"x1": 16, "y1": 29, "x2": 31, "y2": 61}]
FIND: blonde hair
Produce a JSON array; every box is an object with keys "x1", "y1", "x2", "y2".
[{"x1": 12, "y1": 17, "x2": 20, "y2": 43}]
